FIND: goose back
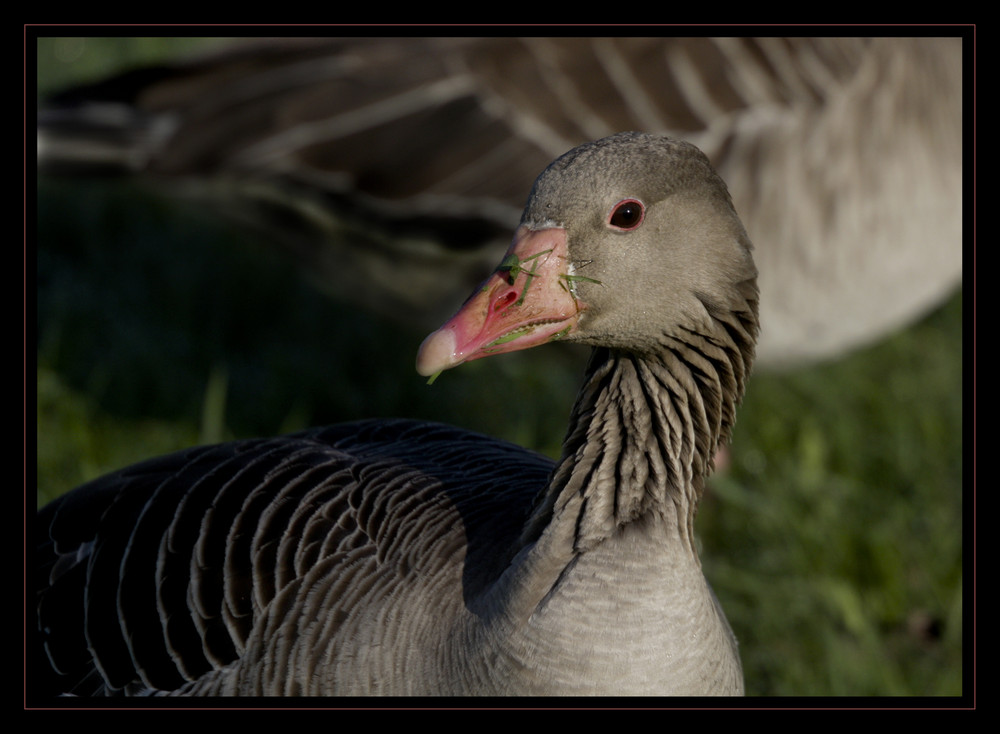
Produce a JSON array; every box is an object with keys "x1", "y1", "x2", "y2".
[{"x1": 36, "y1": 420, "x2": 549, "y2": 695}]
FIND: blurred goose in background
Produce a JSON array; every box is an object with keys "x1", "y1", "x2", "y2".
[{"x1": 36, "y1": 36, "x2": 963, "y2": 369}]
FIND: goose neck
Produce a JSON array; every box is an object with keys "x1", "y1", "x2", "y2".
[{"x1": 525, "y1": 334, "x2": 748, "y2": 553}]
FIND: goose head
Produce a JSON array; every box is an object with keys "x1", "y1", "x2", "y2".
[{"x1": 416, "y1": 132, "x2": 759, "y2": 377}]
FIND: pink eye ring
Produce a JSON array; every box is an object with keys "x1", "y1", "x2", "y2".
[{"x1": 607, "y1": 198, "x2": 645, "y2": 230}]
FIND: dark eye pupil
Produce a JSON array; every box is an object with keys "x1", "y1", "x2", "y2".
[{"x1": 610, "y1": 201, "x2": 643, "y2": 229}]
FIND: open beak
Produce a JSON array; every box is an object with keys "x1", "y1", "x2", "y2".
[{"x1": 416, "y1": 226, "x2": 585, "y2": 377}]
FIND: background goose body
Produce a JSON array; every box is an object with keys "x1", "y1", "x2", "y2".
[
  {"x1": 36, "y1": 35, "x2": 962, "y2": 368},
  {"x1": 34, "y1": 133, "x2": 755, "y2": 697}
]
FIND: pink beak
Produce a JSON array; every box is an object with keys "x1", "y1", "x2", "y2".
[{"x1": 416, "y1": 226, "x2": 586, "y2": 377}]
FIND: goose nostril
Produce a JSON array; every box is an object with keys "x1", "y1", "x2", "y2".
[{"x1": 494, "y1": 290, "x2": 519, "y2": 312}]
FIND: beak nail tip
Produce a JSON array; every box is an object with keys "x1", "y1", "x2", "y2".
[{"x1": 416, "y1": 328, "x2": 458, "y2": 377}]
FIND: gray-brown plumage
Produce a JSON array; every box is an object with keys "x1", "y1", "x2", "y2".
[
  {"x1": 36, "y1": 36, "x2": 961, "y2": 368},
  {"x1": 35, "y1": 132, "x2": 757, "y2": 696}
]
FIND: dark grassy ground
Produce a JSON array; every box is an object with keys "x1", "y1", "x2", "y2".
[{"x1": 31, "y1": 35, "x2": 968, "y2": 701}]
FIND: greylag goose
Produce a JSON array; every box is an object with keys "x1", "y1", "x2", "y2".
[
  {"x1": 35, "y1": 35, "x2": 962, "y2": 368},
  {"x1": 34, "y1": 132, "x2": 757, "y2": 697}
]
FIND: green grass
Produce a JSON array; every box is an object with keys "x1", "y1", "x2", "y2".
[
  {"x1": 35, "y1": 36, "x2": 235, "y2": 97},
  {"x1": 31, "y1": 36, "x2": 967, "y2": 701},
  {"x1": 701, "y1": 291, "x2": 964, "y2": 697}
]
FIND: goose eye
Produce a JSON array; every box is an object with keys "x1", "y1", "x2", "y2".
[{"x1": 608, "y1": 199, "x2": 644, "y2": 230}]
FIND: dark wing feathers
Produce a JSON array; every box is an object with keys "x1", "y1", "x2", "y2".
[{"x1": 34, "y1": 419, "x2": 552, "y2": 696}]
